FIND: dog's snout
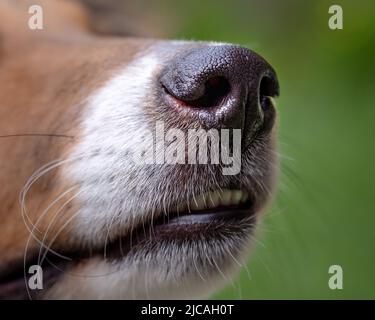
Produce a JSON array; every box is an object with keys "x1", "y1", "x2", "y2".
[{"x1": 161, "y1": 45, "x2": 279, "y2": 143}]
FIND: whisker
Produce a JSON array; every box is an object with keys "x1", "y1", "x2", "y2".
[
  {"x1": 103, "y1": 209, "x2": 120, "y2": 261},
  {"x1": 0, "y1": 133, "x2": 75, "y2": 139},
  {"x1": 192, "y1": 246, "x2": 206, "y2": 282},
  {"x1": 20, "y1": 159, "x2": 66, "y2": 234},
  {"x1": 27, "y1": 185, "x2": 80, "y2": 261},
  {"x1": 37, "y1": 188, "x2": 86, "y2": 267},
  {"x1": 19, "y1": 157, "x2": 81, "y2": 235}
]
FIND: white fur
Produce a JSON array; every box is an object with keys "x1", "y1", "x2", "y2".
[{"x1": 69, "y1": 51, "x2": 161, "y2": 244}]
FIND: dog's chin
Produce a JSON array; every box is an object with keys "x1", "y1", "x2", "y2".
[
  {"x1": 39, "y1": 199, "x2": 258, "y2": 299},
  {"x1": 44, "y1": 237, "x2": 254, "y2": 299}
]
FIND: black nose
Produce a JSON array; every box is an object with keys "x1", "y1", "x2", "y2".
[{"x1": 160, "y1": 45, "x2": 279, "y2": 145}]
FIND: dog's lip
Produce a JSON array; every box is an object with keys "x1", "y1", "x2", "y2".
[
  {"x1": 104, "y1": 198, "x2": 256, "y2": 260},
  {"x1": 103, "y1": 188, "x2": 255, "y2": 257},
  {"x1": 0, "y1": 191, "x2": 256, "y2": 299},
  {"x1": 154, "y1": 201, "x2": 254, "y2": 227}
]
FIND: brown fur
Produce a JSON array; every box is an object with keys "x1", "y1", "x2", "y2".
[{"x1": 0, "y1": 0, "x2": 153, "y2": 270}]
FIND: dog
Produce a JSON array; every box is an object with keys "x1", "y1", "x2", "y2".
[{"x1": 0, "y1": 0, "x2": 279, "y2": 299}]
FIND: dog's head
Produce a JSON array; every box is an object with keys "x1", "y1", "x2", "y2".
[{"x1": 0, "y1": 0, "x2": 279, "y2": 299}]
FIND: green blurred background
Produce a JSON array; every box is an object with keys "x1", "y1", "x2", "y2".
[{"x1": 155, "y1": 0, "x2": 375, "y2": 299}]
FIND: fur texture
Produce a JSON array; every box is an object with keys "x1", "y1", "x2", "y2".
[{"x1": 0, "y1": 0, "x2": 278, "y2": 299}]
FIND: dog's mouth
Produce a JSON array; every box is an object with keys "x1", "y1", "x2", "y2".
[
  {"x1": 106, "y1": 189, "x2": 256, "y2": 257},
  {"x1": 143, "y1": 189, "x2": 253, "y2": 231},
  {"x1": 0, "y1": 188, "x2": 256, "y2": 299}
]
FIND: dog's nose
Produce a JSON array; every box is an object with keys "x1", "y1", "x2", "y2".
[{"x1": 160, "y1": 45, "x2": 279, "y2": 144}]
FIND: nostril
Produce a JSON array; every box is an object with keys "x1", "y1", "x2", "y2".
[
  {"x1": 256, "y1": 74, "x2": 279, "y2": 135},
  {"x1": 259, "y1": 74, "x2": 279, "y2": 112},
  {"x1": 259, "y1": 75, "x2": 279, "y2": 100},
  {"x1": 200, "y1": 76, "x2": 231, "y2": 108},
  {"x1": 162, "y1": 76, "x2": 231, "y2": 109}
]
